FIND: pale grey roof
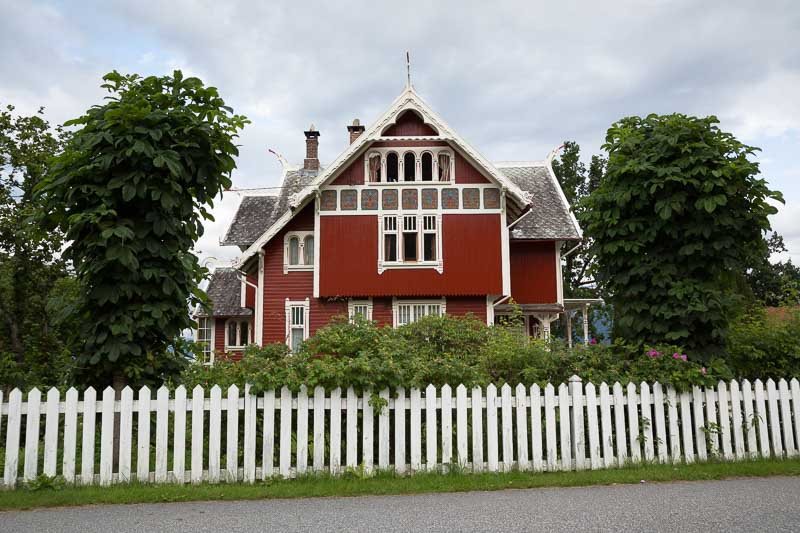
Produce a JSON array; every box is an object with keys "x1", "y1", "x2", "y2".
[
  {"x1": 197, "y1": 268, "x2": 252, "y2": 317},
  {"x1": 498, "y1": 164, "x2": 582, "y2": 241},
  {"x1": 221, "y1": 168, "x2": 318, "y2": 247}
]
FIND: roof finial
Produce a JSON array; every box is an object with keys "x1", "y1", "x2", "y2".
[{"x1": 406, "y1": 50, "x2": 412, "y2": 89}]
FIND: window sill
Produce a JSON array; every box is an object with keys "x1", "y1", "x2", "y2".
[
  {"x1": 286, "y1": 265, "x2": 314, "y2": 272},
  {"x1": 380, "y1": 261, "x2": 442, "y2": 271}
]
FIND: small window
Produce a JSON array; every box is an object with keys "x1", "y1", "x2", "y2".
[
  {"x1": 438, "y1": 153, "x2": 451, "y2": 181},
  {"x1": 402, "y1": 215, "x2": 417, "y2": 261},
  {"x1": 423, "y1": 215, "x2": 437, "y2": 261},
  {"x1": 368, "y1": 153, "x2": 382, "y2": 182},
  {"x1": 386, "y1": 152, "x2": 399, "y2": 182},
  {"x1": 421, "y1": 152, "x2": 433, "y2": 181},
  {"x1": 197, "y1": 317, "x2": 212, "y2": 363},
  {"x1": 349, "y1": 300, "x2": 373, "y2": 321},
  {"x1": 303, "y1": 235, "x2": 314, "y2": 265},
  {"x1": 395, "y1": 301, "x2": 443, "y2": 326},
  {"x1": 225, "y1": 319, "x2": 252, "y2": 349},
  {"x1": 403, "y1": 152, "x2": 416, "y2": 181},
  {"x1": 289, "y1": 237, "x2": 300, "y2": 265},
  {"x1": 288, "y1": 304, "x2": 306, "y2": 352},
  {"x1": 384, "y1": 216, "x2": 398, "y2": 262}
]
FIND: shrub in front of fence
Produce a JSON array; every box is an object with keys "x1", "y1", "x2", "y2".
[{"x1": 1, "y1": 377, "x2": 799, "y2": 488}]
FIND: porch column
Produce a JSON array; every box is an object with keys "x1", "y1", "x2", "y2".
[
  {"x1": 582, "y1": 303, "x2": 590, "y2": 346},
  {"x1": 566, "y1": 311, "x2": 573, "y2": 348}
]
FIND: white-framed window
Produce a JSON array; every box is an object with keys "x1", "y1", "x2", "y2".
[
  {"x1": 363, "y1": 148, "x2": 454, "y2": 184},
  {"x1": 285, "y1": 298, "x2": 310, "y2": 352},
  {"x1": 348, "y1": 299, "x2": 373, "y2": 321},
  {"x1": 379, "y1": 213, "x2": 442, "y2": 272},
  {"x1": 196, "y1": 317, "x2": 213, "y2": 364},
  {"x1": 284, "y1": 231, "x2": 314, "y2": 273},
  {"x1": 225, "y1": 318, "x2": 252, "y2": 350},
  {"x1": 393, "y1": 298, "x2": 446, "y2": 327}
]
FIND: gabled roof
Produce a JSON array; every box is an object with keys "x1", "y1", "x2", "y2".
[
  {"x1": 233, "y1": 85, "x2": 535, "y2": 267},
  {"x1": 222, "y1": 167, "x2": 318, "y2": 249},
  {"x1": 497, "y1": 161, "x2": 582, "y2": 241},
  {"x1": 196, "y1": 268, "x2": 252, "y2": 317}
]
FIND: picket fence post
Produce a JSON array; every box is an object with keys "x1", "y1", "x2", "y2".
[{"x1": 118, "y1": 387, "x2": 133, "y2": 483}]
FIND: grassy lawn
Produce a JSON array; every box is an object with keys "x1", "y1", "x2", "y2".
[{"x1": 2, "y1": 458, "x2": 799, "y2": 511}]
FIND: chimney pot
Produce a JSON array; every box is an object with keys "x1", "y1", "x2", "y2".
[
  {"x1": 347, "y1": 118, "x2": 365, "y2": 144},
  {"x1": 304, "y1": 124, "x2": 320, "y2": 171}
]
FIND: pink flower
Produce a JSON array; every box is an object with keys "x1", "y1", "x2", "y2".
[
  {"x1": 672, "y1": 353, "x2": 681, "y2": 359},
  {"x1": 589, "y1": 338, "x2": 597, "y2": 345},
  {"x1": 701, "y1": 367, "x2": 707, "y2": 375},
  {"x1": 681, "y1": 354, "x2": 688, "y2": 361}
]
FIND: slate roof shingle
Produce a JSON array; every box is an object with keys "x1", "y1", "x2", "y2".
[
  {"x1": 221, "y1": 169, "x2": 318, "y2": 248},
  {"x1": 497, "y1": 164, "x2": 582, "y2": 241},
  {"x1": 196, "y1": 268, "x2": 252, "y2": 317}
]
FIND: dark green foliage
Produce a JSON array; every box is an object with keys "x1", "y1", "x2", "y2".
[
  {"x1": 727, "y1": 309, "x2": 800, "y2": 380},
  {"x1": 36, "y1": 71, "x2": 248, "y2": 386},
  {"x1": 746, "y1": 234, "x2": 800, "y2": 306},
  {"x1": 579, "y1": 114, "x2": 782, "y2": 359},
  {"x1": 551, "y1": 141, "x2": 606, "y2": 299},
  {"x1": 0, "y1": 104, "x2": 80, "y2": 389},
  {"x1": 180, "y1": 315, "x2": 729, "y2": 393}
]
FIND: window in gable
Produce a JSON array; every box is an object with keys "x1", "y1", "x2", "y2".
[
  {"x1": 368, "y1": 153, "x2": 382, "y2": 182},
  {"x1": 386, "y1": 152, "x2": 399, "y2": 182},
  {"x1": 438, "y1": 153, "x2": 451, "y2": 181},
  {"x1": 403, "y1": 152, "x2": 416, "y2": 181},
  {"x1": 421, "y1": 152, "x2": 433, "y2": 181}
]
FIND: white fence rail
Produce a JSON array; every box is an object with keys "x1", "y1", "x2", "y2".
[{"x1": 1, "y1": 377, "x2": 799, "y2": 488}]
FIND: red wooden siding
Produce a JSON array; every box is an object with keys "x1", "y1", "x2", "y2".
[
  {"x1": 446, "y1": 296, "x2": 487, "y2": 323},
  {"x1": 245, "y1": 274, "x2": 256, "y2": 308},
  {"x1": 371, "y1": 297, "x2": 393, "y2": 326},
  {"x1": 372, "y1": 140, "x2": 449, "y2": 148},
  {"x1": 383, "y1": 110, "x2": 438, "y2": 136},
  {"x1": 319, "y1": 214, "x2": 503, "y2": 296},
  {"x1": 330, "y1": 156, "x2": 365, "y2": 186},
  {"x1": 214, "y1": 318, "x2": 226, "y2": 353},
  {"x1": 455, "y1": 152, "x2": 490, "y2": 184},
  {"x1": 510, "y1": 241, "x2": 558, "y2": 303}
]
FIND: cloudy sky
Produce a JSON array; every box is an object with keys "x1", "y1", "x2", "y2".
[{"x1": 3, "y1": 0, "x2": 798, "y2": 267}]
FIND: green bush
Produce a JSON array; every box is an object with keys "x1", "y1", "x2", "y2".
[
  {"x1": 727, "y1": 308, "x2": 800, "y2": 380},
  {"x1": 179, "y1": 314, "x2": 727, "y2": 393}
]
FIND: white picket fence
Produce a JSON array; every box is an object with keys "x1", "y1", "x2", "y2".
[{"x1": 1, "y1": 377, "x2": 799, "y2": 488}]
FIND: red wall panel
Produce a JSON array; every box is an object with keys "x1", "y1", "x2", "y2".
[
  {"x1": 214, "y1": 318, "x2": 226, "y2": 353},
  {"x1": 455, "y1": 152, "x2": 490, "y2": 184},
  {"x1": 319, "y1": 214, "x2": 503, "y2": 297},
  {"x1": 330, "y1": 157, "x2": 365, "y2": 186},
  {"x1": 371, "y1": 297, "x2": 393, "y2": 326},
  {"x1": 446, "y1": 296, "x2": 488, "y2": 323},
  {"x1": 510, "y1": 241, "x2": 558, "y2": 304},
  {"x1": 245, "y1": 274, "x2": 256, "y2": 309},
  {"x1": 382, "y1": 110, "x2": 439, "y2": 136}
]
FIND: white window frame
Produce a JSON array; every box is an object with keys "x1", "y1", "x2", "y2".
[
  {"x1": 284, "y1": 231, "x2": 315, "y2": 273},
  {"x1": 196, "y1": 316, "x2": 214, "y2": 365},
  {"x1": 348, "y1": 299, "x2": 373, "y2": 321},
  {"x1": 285, "y1": 298, "x2": 310, "y2": 352},
  {"x1": 379, "y1": 213, "x2": 443, "y2": 273},
  {"x1": 392, "y1": 298, "x2": 446, "y2": 327},
  {"x1": 224, "y1": 318, "x2": 253, "y2": 350},
  {"x1": 363, "y1": 147, "x2": 454, "y2": 184}
]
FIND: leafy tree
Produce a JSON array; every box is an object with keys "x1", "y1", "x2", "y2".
[
  {"x1": 579, "y1": 114, "x2": 782, "y2": 359},
  {"x1": 37, "y1": 71, "x2": 248, "y2": 386},
  {"x1": 0, "y1": 104, "x2": 79, "y2": 388},
  {"x1": 551, "y1": 141, "x2": 606, "y2": 298},
  {"x1": 746, "y1": 233, "x2": 800, "y2": 307}
]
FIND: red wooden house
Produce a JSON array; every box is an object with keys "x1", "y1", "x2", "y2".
[{"x1": 195, "y1": 85, "x2": 582, "y2": 361}]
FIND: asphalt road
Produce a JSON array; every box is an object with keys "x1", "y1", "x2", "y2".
[{"x1": 2, "y1": 476, "x2": 799, "y2": 532}]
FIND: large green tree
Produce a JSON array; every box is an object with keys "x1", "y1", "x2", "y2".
[
  {"x1": 38, "y1": 71, "x2": 248, "y2": 386},
  {"x1": 579, "y1": 114, "x2": 782, "y2": 358},
  {"x1": 551, "y1": 141, "x2": 606, "y2": 298},
  {"x1": 746, "y1": 233, "x2": 800, "y2": 307},
  {"x1": 0, "y1": 104, "x2": 78, "y2": 388}
]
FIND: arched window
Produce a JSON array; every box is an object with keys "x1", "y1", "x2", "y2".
[
  {"x1": 386, "y1": 152, "x2": 399, "y2": 182},
  {"x1": 403, "y1": 152, "x2": 416, "y2": 181},
  {"x1": 368, "y1": 153, "x2": 382, "y2": 182},
  {"x1": 438, "y1": 153, "x2": 451, "y2": 181},
  {"x1": 289, "y1": 236, "x2": 300, "y2": 265},
  {"x1": 421, "y1": 152, "x2": 433, "y2": 181},
  {"x1": 303, "y1": 235, "x2": 314, "y2": 265}
]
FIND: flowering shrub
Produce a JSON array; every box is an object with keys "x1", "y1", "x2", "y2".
[{"x1": 179, "y1": 314, "x2": 732, "y2": 393}]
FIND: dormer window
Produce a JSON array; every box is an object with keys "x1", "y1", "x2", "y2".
[{"x1": 284, "y1": 231, "x2": 314, "y2": 272}]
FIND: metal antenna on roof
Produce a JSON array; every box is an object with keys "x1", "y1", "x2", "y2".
[{"x1": 406, "y1": 51, "x2": 412, "y2": 89}]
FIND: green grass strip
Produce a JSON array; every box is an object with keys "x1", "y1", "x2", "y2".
[{"x1": 2, "y1": 458, "x2": 799, "y2": 511}]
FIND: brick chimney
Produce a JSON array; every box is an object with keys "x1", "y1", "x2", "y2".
[
  {"x1": 304, "y1": 124, "x2": 320, "y2": 171},
  {"x1": 347, "y1": 118, "x2": 365, "y2": 144}
]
